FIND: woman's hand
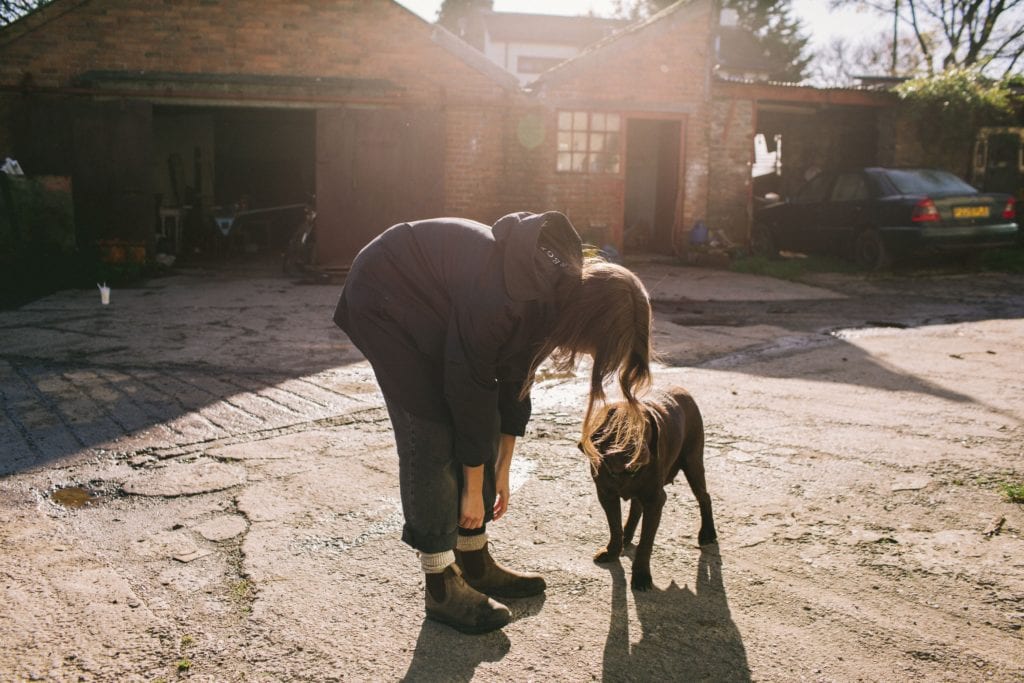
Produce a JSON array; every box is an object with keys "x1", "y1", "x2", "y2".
[
  {"x1": 492, "y1": 434, "x2": 516, "y2": 521},
  {"x1": 460, "y1": 465, "x2": 485, "y2": 529}
]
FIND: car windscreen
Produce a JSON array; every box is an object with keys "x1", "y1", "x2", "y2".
[
  {"x1": 884, "y1": 169, "x2": 976, "y2": 195},
  {"x1": 794, "y1": 173, "x2": 832, "y2": 203}
]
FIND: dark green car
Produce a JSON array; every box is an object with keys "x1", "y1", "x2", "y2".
[{"x1": 753, "y1": 167, "x2": 1019, "y2": 269}]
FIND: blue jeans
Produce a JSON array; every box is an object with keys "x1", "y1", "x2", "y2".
[{"x1": 384, "y1": 397, "x2": 496, "y2": 553}]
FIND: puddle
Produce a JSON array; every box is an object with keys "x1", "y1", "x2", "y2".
[{"x1": 50, "y1": 486, "x2": 103, "y2": 509}]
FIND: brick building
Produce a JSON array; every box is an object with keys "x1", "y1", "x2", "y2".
[
  {"x1": 709, "y1": 80, "x2": 894, "y2": 241},
  {"x1": 0, "y1": 0, "x2": 899, "y2": 267},
  {"x1": 528, "y1": 1, "x2": 716, "y2": 254},
  {"x1": 0, "y1": 0, "x2": 530, "y2": 266}
]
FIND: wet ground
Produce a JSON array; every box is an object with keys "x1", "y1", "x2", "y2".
[{"x1": 1, "y1": 260, "x2": 1022, "y2": 681}]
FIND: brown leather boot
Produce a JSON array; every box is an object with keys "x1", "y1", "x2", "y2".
[
  {"x1": 455, "y1": 542, "x2": 547, "y2": 599},
  {"x1": 424, "y1": 565, "x2": 511, "y2": 634}
]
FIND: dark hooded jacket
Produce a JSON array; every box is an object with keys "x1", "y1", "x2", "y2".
[{"x1": 333, "y1": 211, "x2": 582, "y2": 468}]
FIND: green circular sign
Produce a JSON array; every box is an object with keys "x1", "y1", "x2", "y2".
[{"x1": 516, "y1": 113, "x2": 546, "y2": 150}]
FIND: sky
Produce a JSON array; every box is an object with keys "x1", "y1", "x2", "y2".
[{"x1": 393, "y1": 0, "x2": 889, "y2": 52}]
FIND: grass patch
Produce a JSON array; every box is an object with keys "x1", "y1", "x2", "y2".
[
  {"x1": 229, "y1": 577, "x2": 255, "y2": 613},
  {"x1": 231, "y1": 578, "x2": 253, "y2": 600},
  {"x1": 732, "y1": 243, "x2": 1024, "y2": 279},
  {"x1": 978, "y1": 245, "x2": 1024, "y2": 273},
  {"x1": 1000, "y1": 482, "x2": 1024, "y2": 504},
  {"x1": 730, "y1": 254, "x2": 858, "y2": 280}
]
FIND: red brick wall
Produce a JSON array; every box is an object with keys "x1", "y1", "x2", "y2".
[
  {"x1": 0, "y1": 0, "x2": 726, "y2": 255},
  {"x1": 442, "y1": 99, "x2": 554, "y2": 226},
  {"x1": 708, "y1": 96, "x2": 754, "y2": 242},
  {"x1": 528, "y1": 1, "x2": 714, "y2": 252},
  {"x1": 0, "y1": 0, "x2": 523, "y2": 252},
  {"x1": 0, "y1": 1, "x2": 504, "y2": 102}
]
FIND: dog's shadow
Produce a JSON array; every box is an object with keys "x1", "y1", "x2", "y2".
[{"x1": 600, "y1": 545, "x2": 751, "y2": 682}]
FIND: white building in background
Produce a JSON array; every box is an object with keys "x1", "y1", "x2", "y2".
[{"x1": 460, "y1": 11, "x2": 628, "y2": 85}]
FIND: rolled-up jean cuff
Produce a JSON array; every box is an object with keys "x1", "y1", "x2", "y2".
[
  {"x1": 402, "y1": 526, "x2": 458, "y2": 555},
  {"x1": 383, "y1": 396, "x2": 497, "y2": 554}
]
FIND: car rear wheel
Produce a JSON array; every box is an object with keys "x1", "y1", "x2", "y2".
[
  {"x1": 853, "y1": 229, "x2": 890, "y2": 270},
  {"x1": 751, "y1": 223, "x2": 777, "y2": 258}
]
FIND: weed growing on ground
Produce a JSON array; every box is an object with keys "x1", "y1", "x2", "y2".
[
  {"x1": 730, "y1": 254, "x2": 857, "y2": 280},
  {"x1": 731, "y1": 245, "x2": 1024, "y2": 279},
  {"x1": 979, "y1": 246, "x2": 1024, "y2": 273},
  {"x1": 1000, "y1": 482, "x2": 1024, "y2": 503},
  {"x1": 231, "y1": 578, "x2": 254, "y2": 613}
]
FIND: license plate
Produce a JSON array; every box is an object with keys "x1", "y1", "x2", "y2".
[{"x1": 953, "y1": 205, "x2": 989, "y2": 219}]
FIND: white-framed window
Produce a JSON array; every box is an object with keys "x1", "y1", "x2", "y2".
[{"x1": 556, "y1": 111, "x2": 621, "y2": 174}]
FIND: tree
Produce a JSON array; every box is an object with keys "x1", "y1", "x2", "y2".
[
  {"x1": 809, "y1": 32, "x2": 929, "y2": 86},
  {"x1": 895, "y1": 67, "x2": 1014, "y2": 172},
  {"x1": 829, "y1": 0, "x2": 1024, "y2": 77},
  {"x1": 436, "y1": 0, "x2": 493, "y2": 48},
  {"x1": 615, "y1": 0, "x2": 811, "y2": 81},
  {"x1": 725, "y1": 0, "x2": 810, "y2": 81},
  {"x1": 0, "y1": 0, "x2": 51, "y2": 26}
]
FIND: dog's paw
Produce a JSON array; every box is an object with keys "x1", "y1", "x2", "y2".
[
  {"x1": 593, "y1": 547, "x2": 621, "y2": 564},
  {"x1": 630, "y1": 571, "x2": 654, "y2": 591}
]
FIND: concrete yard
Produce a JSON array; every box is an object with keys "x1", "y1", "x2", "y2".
[{"x1": 1, "y1": 260, "x2": 1022, "y2": 681}]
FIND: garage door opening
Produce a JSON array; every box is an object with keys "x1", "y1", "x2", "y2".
[{"x1": 152, "y1": 106, "x2": 315, "y2": 262}]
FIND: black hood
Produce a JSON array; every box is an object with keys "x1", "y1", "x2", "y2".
[{"x1": 492, "y1": 211, "x2": 582, "y2": 302}]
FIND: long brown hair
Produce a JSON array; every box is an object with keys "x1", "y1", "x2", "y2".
[{"x1": 525, "y1": 259, "x2": 653, "y2": 468}]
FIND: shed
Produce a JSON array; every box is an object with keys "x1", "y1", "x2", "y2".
[
  {"x1": 0, "y1": 0, "x2": 524, "y2": 266},
  {"x1": 528, "y1": 0, "x2": 717, "y2": 254},
  {"x1": 1, "y1": 0, "x2": 911, "y2": 271}
]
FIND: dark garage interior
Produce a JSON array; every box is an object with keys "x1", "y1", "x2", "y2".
[{"x1": 153, "y1": 105, "x2": 316, "y2": 259}]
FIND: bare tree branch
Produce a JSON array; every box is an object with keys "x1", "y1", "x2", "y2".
[{"x1": 829, "y1": 0, "x2": 1024, "y2": 74}]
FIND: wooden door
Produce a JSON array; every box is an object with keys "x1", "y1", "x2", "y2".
[
  {"x1": 72, "y1": 100, "x2": 154, "y2": 251},
  {"x1": 316, "y1": 107, "x2": 445, "y2": 266}
]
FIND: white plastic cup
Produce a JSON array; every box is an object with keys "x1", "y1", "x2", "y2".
[{"x1": 98, "y1": 284, "x2": 110, "y2": 305}]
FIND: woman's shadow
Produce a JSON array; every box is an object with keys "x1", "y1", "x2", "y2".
[
  {"x1": 601, "y1": 545, "x2": 751, "y2": 681},
  {"x1": 401, "y1": 594, "x2": 545, "y2": 682}
]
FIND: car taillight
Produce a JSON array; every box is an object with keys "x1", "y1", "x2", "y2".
[
  {"x1": 1002, "y1": 197, "x2": 1017, "y2": 220},
  {"x1": 911, "y1": 198, "x2": 940, "y2": 223}
]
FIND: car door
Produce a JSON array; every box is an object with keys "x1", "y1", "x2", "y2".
[
  {"x1": 818, "y1": 171, "x2": 873, "y2": 255},
  {"x1": 772, "y1": 172, "x2": 833, "y2": 253}
]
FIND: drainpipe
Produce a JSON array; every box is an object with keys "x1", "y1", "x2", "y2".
[{"x1": 699, "y1": 0, "x2": 721, "y2": 251}]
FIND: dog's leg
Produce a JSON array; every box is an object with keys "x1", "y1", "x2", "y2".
[
  {"x1": 622, "y1": 498, "x2": 642, "y2": 546},
  {"x1": 631, "y1": 489, "x2": 666, "y2": 591},
  {"x1": 682, "y1": 453, "x2": 717, "y2": 546},
  {"x1": 593, "y1": 487, "x2": 624, "y2": 563}
]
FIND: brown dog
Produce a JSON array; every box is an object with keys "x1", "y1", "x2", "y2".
[{"x1": 583, "y1": 386, "x2": 717, "y2": 590}]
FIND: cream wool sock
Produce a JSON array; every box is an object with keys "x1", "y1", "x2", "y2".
[
  {"x1": 419, "y1": 550, "x2": 455, "y2": 574},
  {"x1": 456, "y1": 532, "x2": 488, "y2": 552}
]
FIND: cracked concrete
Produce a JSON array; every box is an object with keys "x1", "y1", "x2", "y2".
[{"x1": 1, "y1": 260, "x2": 1023, "y2": 681}]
